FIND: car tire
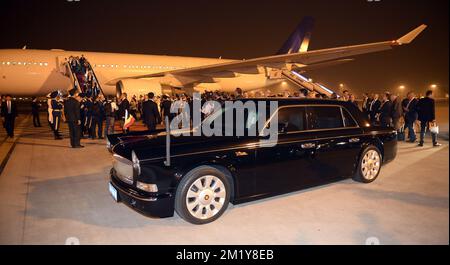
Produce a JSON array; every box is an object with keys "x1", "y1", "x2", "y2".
[
  {"x1": 175, "y1": 166, "x2": 231, "y2": 224},
  {"x1": 353, "y1": 146, "x2": 382, "y2": 183}
]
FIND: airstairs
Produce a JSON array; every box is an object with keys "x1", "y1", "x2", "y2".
[
  {"x1": 63, "y1": 56, "x2": 104, "y2": 97},
  {"x1": 281, "y1": 70, "x2": 336, "y2": 97}
]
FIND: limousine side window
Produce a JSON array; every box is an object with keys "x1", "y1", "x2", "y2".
[
  {"x1": 277, "y1": 107, "x2": 306, "y2": 132},
  {"x1": 342, "y1": 108, "x2": 357, "y2": 127},
  {"x1": 307, "y1": 106, "x2": 344, "y2": 130}
]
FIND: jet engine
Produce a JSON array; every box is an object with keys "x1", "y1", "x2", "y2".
[{"x1": 115, "y1": 79, "x2": 170, "y2": 98}]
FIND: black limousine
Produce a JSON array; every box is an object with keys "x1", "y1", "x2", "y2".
[{"x1": 107, "y1": 98, "x2": 397, "y2": 224}]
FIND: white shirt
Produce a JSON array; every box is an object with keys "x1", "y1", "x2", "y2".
[{"x1": 111, "y1": 101, "x2": 118, "y2": 112}]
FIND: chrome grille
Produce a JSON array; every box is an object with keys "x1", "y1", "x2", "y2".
[{"x1": 113, "y1": 154, "x2": 134, "y2": 185}]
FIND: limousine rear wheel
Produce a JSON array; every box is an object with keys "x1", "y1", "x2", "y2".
[
  {"x1": 354, "y1": 146, "x2": 382, "y2": 183},
  {"x1": 175, "y1": 166, "x2": 231, "y2": 224}
]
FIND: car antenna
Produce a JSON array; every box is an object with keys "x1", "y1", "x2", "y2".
[{"x1": 164, "y1": 116, "x2": 171, "y2": 166}]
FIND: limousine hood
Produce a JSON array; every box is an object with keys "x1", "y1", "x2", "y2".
[{"x1": 109, "y1": 130, "x2": 251, "y2": 163}]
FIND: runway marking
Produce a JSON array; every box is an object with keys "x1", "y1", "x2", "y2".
[{"x1": 0, "y1": 115, "x2": 30, "y2": 176}]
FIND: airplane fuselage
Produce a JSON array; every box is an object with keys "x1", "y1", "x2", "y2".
[{"x1": 0, "y1": 49, "x2": 281, "y2": 96}]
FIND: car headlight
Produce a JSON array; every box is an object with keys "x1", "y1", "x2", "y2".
[
  {"x1": 136, "y1": 181, "x2": 158, "y2": 192},
  {"x1": 131, "y1": 150, "x2": 141, "y2": 175},
  {"x1": 106, "y1": 138, "x2": 111, "y2": 150}
]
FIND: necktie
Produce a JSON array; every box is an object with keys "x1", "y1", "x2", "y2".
[
  {"x1": 406, "y1": 98, "x2": 414, "y2": 110},
  {"x1": 7, "y1": 101, "x2": 11, "y2": 114}
]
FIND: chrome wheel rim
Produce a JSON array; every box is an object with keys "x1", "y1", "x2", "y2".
[
  {"x1": 186, "y1": 175, "x2": 226, "y2": 220},
  {"x1": 361, "y1": 150, "x2": 381, "y2": 180}
]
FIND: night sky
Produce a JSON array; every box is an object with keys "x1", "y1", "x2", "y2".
[{"x1": 1, "y1": 0, "x2": 448, "y2": 96}]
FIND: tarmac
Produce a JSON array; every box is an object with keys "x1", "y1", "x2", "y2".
[{"x1": 0, "y1": 111, "x2": 448, "y2": 245}]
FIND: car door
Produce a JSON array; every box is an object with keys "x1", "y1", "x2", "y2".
[
  {"x1": 252, "y1": 106, "x2": 322, "y2": 197},
  {"x1": 306, "y1": 105, "x2": 364, "y2": 178}
]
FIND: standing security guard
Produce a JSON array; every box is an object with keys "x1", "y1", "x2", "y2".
[
  {"x1": 51, "y1": 93, "x2": 63, "y2": 140},
  {"x1": 64, "y1": 89, "x2": 84, "y2": 148}
]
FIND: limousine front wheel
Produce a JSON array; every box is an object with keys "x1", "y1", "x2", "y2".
[
  {"x1": 175, "y1": 166, "x2": 231, "y2": 224},
  {"x1": 354, "y1": 146, "x2": 382, "y2": 183}
]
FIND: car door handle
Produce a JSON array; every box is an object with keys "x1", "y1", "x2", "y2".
[
  {"x1": 301, "y1": 142, "x2": 316, "y2": 149},
  {"x1": 349, "y1": 138, "x2": 360, "y2": 143}
]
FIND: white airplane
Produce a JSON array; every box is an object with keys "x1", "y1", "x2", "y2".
[{"x1": 0, "y1": 20, "x2": 426, "y2": 98}]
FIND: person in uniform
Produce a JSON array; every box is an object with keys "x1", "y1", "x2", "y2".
[
  {"x1": 51, "y1": 93, "x2": 63, "y2": 140},
  {"x1": 47, "y1": 92, "x2": 56, "y2": 130}
]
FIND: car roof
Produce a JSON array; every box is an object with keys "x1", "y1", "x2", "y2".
[{"x1": 233, "y1": 97, "x2": 351, "y2": 107}]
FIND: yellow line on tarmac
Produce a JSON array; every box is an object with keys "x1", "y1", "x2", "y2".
[{"x1": 0, "y1": 115, "x2": 31, "y2": 176}]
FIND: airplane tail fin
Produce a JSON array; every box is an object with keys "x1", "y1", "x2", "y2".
[{"x1": 277, "y1": 16, "x2": 314, "y2": 55}]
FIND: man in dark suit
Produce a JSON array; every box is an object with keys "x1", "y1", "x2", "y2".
[
  {"x1": 1, "y1": 95, "x2": 17, "y2": 138},
  {"x1": 142, "y1": 92, "x2": 161, "y2": 131},
  {"x1": 378, "y1": 93, "x2": 393, "y2": 127},
  {"x1": 90, "y1": 95, "x2": 105, "y2": 139},
  {"x1": 31, "y1": 96, "x2": 42, "y2": 127},
  {"x1": 368, "y1": 93, "x2": 381, "y2": 125},
  {"x1": 118, "y1": 93, "x2": 130, "y2": 133},
  {"x1": 160, "y1": 95, "x2": 173, "y2": 126},
  {"x1": 390, "y1": 94, "x2": 403, "y2": 132},
  {"x1": 64, "y1": 89, "x2": 83, "y2": 148},
  {"x1": 402, "y1": 92, "x2": 419, "y2": 142},
  {"x1": 361, "y1": 93, "x2": 372, "y2": 119},
  {"x1": 417, "y1": 90, "x2": 441, "y2": 147}
]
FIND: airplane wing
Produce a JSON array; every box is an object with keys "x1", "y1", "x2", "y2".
[{"x1": 107, "y1": 24, "x2": 426, "y2": 85}]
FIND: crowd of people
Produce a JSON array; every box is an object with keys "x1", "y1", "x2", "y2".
[
  {"x1": 0, "y1": 86, "x2": 443, "y2": 148},
  {"x1": 358, "y1": 89, "x2": 441, "y2": 146}
]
